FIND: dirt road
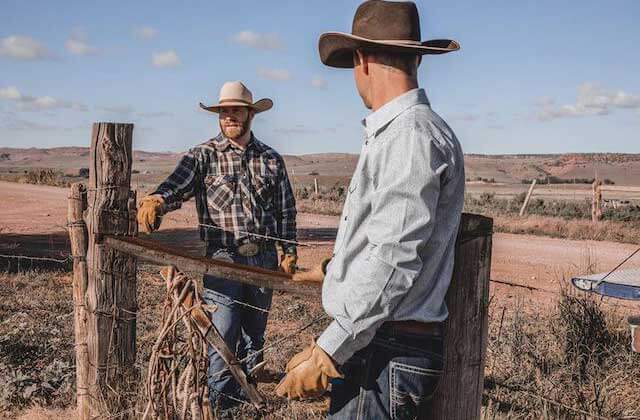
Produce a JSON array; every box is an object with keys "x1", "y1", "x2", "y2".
[{"x1": 2, "y1": 181, "x2": 639, "y2": 302}]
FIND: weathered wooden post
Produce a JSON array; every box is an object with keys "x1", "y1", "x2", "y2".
[
  {"x1": 592, "y1": 179, "x2": 602, "y2": 222},
  {"x1": 630, "y1": 315, "x2": 640, "y2": 353},
  {"x1": 426, "y1": 213, "x2": 493, "y2": 420},
  {"x1": 84, "y1": 122, "x2": 138, "y2": 418},
  {"x1": 519, "y1": 179, "x2": 537, "y2": 216},
  {"x1": 68, "y1": 183, "x2": 90, "y2": 419}
]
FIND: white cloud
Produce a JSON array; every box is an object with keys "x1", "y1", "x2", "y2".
[
  {"x1": 231, "y1": 30, "x2": 283, "y2": 50},
  {"x1": 311, "y1": 77, "x2": 327, "y2": 89},
  {"x1": 0, "y1": 85, "x2": 87, "y2": 112},
  {"x1": 537, "y1": 82, "x2": 640, "y2": 121},
  {"x1": 0, "y1": 35, "x2": 51, "y2": 60},
  {"x1": 65, "y1": 30, "x2": 98, "y2": 56},
  {"x1": 134, "y1": 26, "x2": 158, "y2": 40},
  {"x1": 152, "y1": 50, "x2": 180, "y2": 68},
  {"x1": 0, "y1": 86, "x2": 21, "y2": 100},
  {"x1": 257, "y1": 67, "x2": 291, "y2": 81}
]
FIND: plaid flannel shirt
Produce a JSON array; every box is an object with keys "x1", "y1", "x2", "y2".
[{"x1": 152, "y1": 133, "x2": 297, "y2": 255}]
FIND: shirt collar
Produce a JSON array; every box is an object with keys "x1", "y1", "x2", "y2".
[
  {"x1": 361, "y1": 88, "x2": 430, "y2": 139},
  {"x1": 212, "y1": 132, "x2": 265, "y2": 153}
]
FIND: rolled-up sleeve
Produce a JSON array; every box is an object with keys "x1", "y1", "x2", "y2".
[
  {"x1": 152, "y1": 150, "x2": 198, "y2": 213},
  {"x1": 317, "y1": 126, "x2": 448, "y2": 364}
]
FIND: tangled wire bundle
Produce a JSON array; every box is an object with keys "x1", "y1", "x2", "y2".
[{"x1": 142, "y1": 266, "x2": 215, "y2": 420}]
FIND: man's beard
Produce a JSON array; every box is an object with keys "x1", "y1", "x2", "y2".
[{"x1": 220, "y1": 117, "x2": 251, "y2": 140}]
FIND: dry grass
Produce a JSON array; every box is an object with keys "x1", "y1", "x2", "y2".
[
  {"x1": 12, "y1": 407, "x2": 77, "y2": 420},
  {"x1": 2, "y1": 260, "x2": 639, "y2": 419},
  {"x1": 483, "y1": 251, "x2": 640, "y2": 420},
  {"x1": 495, "y1": 214, "x2": 640, "y2": 244},
  {"x1": 295, "y1": 198, "x2": 343, "y2": 216},
  {"x1": 0, "y1": 266, "x2": 330, "y2": 419}
]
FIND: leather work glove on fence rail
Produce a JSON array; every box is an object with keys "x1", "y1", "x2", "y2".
[
  {"x1": 279, "y1": 253, "x2": 298, "y2": 275},
  {"x1": 291, "y1": 258, "x2": 331, "y2": 283},
  {"x1": 138, "y1": 195, "x2": 165, "y2": 234},
  {"x1": 275, "y1": 339, "x2": 343, "y2": 400}
]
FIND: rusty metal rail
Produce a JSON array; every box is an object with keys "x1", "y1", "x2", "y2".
[{"x1": 102, "y1": 235, "x2": 322, "y2": 297}]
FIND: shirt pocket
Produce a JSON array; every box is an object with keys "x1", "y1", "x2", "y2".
[
  {"x1": 205, "y1": 174, "x2": 236, "y2": 212},
  {"x1": 252, "y1": 174, "x2": 276, "y2": 210}
]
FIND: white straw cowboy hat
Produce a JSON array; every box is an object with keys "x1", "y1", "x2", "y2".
[
  {"x1": 199, "y1": 81, "x2": 273, "y2": 114},
  {"x1": 318, "y1": 0, "x2": 460, "y2": 68}
]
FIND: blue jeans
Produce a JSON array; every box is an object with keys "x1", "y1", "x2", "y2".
[
  {"x1": 328, "y1": 327, "x2": 444, "y2": 420},
  {"x1": 201, "y1": 244, "x2": 278, "y2": 404}
]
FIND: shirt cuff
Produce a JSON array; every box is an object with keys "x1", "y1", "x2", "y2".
[
  {"x1": 316, "y1": 320, "x2": 355, "y2": 365},
  {"x1": 281, "y1": 243, "x2": 297, "y2": 255},
  {"x1": 153, "y1": 190, "x2": 181, "y2": 212}
]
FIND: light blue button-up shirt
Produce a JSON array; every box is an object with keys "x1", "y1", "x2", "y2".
[{"x1": 317, "y1": 88, "x2": 465, "y2": 364}]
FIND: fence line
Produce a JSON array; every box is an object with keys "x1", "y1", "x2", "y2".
[{"x1": 0, "y1": 253, "x2": 70, "y2": 264}]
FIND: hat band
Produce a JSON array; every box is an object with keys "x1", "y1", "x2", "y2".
[
  {"x1": 369, "y1": 39, "x2": 422, "y2": 45},
  {"x1": 219, "y1": 98, "x2": 253, "y2": 105}
]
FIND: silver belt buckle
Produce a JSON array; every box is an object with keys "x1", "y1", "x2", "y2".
[{"x1": 237, "y1": 242, "x2": 260, "y2": 257}]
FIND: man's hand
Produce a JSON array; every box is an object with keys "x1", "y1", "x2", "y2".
[
  {"x1": 279, "y1": 253, "x2": 298, "y2": 274},
  {"x1": 275, "y1": 340, "x2": 342, "y2": 400},
  {"x1": 137, "y1": 195, "x2": 165, "y2": 234},
  {"x1": 291, "y1": 258, "x2": 331, "y2": 283}
]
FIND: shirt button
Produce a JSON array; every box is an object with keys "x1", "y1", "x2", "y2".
[{"x1": 344, "y1": 216, "x2": 347, "y2": 221}]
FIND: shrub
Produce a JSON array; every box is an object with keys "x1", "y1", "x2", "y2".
[{"x1": 20, "y1": 169, "x2": 69, "y2": 187}]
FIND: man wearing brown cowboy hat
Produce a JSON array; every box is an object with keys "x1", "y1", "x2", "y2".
[
  {"x1": 276, "y1": 1, "x2": 465, "y2": 418},
  {"x1": 137, "y1": 80, "x2": 298, "y2": 409}
]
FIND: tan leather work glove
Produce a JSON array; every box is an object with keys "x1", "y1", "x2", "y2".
[
  {"x1": 279, "y1": 253, "x2": 298, "y2": 274},
  {"x1": 137, "y1": 195, "x2": 165, "y2": 234},
  {"x1": 291, "y1": 258, "x2": 331, "y2": 283},
  {"x1": 275, "y1": 340, "x2": 343, "y2": 400}
]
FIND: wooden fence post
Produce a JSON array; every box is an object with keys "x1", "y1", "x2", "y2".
[
  {"x1": 592, "y1": 180, "x2": 603, "y2": 222},
  {"x1": 85, "y1": 122, "x2": 138, "y2": 417},
  {"x1": 426, "y1": 213, "x2": 493, "y2": 420},
  {"x1": 519, "y1": 179, "x2": 537, "y2": 216},
  {"x1": 630, "y1": 315, "x2": 640, "y2": 353},
  {"x1": 314, "y1": 177, "x2": 319, "y2": 195},
  {"x1": 68, "y1": 183, "x2": 90, "y2": 419}
]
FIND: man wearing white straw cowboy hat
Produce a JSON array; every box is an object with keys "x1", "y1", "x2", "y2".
[
  {"x1": 138, "y1": 80, "x2": 298, "y2": 410},
  {"x1": 276, "y1": 1, "x2": 465, "y2": 418}
]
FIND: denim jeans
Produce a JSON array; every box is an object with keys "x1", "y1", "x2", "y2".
[
  {"x1": 328, "y1": 326, "x2": 444, "y2": 420},
  {"x1": 201, "y1": 243, "x2": 278, "y2": 405}
]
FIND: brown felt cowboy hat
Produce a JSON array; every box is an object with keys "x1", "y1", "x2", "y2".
[
  {"x1": 318, "y1": 0, "x2": 460, "y2": 68},
  {"x1": 199, "y1": 81, "x2": 273, "y2": 114}
]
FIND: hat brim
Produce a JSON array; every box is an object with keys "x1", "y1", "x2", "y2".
[
  {"x1": 318, "y1": 32, "x2": 460, "y2": 68},
  {"x1": 199, "y1": 98, "x2": 273, "y2": 114}
]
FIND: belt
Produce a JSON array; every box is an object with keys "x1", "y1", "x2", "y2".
[
  {"x1": 380, "y1": 320, "x2": 443, "y2": 337},
  {"x1": 208, "y1": 239, "x2": 273, "y2": 257}
]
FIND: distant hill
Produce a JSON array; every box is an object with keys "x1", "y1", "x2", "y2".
[{"x1": 1, "y1": 147, "x2": 639, "y2": 185}]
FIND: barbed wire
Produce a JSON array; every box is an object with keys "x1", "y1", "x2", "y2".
[
  {"x1": 2, "y1": 248, "x2": 636, "y2": 303},
  {"x1": 0, "y1": 253, "x2": 70, "y2": 264},
  {"x1": 208, "y1": 313, "x2": 327, "y2": 380},
  {"x1": 489, "y1": 379, "x2": 639, "y2": 420}
]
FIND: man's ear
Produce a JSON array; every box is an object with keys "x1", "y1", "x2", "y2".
[{"x1": 355, "y1": 49, "x2": 369, "y2": 75}]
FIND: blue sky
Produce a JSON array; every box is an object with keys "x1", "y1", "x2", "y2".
[{"x1": 1, "y1": 0, "x2": 639, "y2": 154}]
